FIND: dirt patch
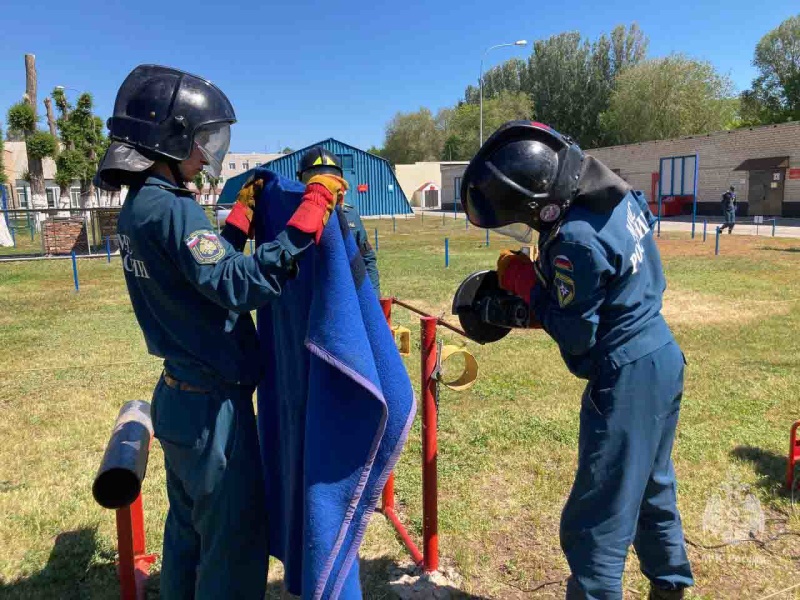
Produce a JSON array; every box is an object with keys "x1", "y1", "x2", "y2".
[{"x1": 662, "y1": 288, "x2": 792, "y2": 326}]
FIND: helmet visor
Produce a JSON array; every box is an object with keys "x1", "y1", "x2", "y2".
[
  {"x1": 195, "y1": 123, "x2": 231, "y2": 177},
  {"x1": 491, "y1": 223, "x2": 535, "y2": 243}
]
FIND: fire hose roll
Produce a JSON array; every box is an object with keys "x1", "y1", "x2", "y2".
[{"x1": 92, "y1": 400, "x2": 153, "y2": 510}]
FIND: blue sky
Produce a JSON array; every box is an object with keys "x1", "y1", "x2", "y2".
[{"x1": 1, "y1": 1, "x2": 796, "y2": 153}]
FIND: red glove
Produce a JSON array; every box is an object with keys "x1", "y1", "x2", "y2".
[
  {"x1": 226, "y1": 176, "x2": 262, "y2": 238},
  {"x1": 497, "y1": 250, "x2": 537, "y2": 301},
  {"x1": 287, "y1": 175, "x2": 349, "y2": 244}
]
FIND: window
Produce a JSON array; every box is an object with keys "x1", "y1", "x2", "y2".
[
  {"x1": 16, "y1": 187, "x2": 29, "y2": 208},
  {"x1": 337, "y1": 154, "x2": 354, "y2": 171},
  {"x1": 70, "y1": 187, "x2": 81, "y2": 208},
  {"x1": 46, "y1": 187, "x2": 59, "y2": 209},
  {"x1": 229, "y1": 162, "x2": 236, "y2": 170},
  {"x1": 242, "y1": 162, "x2": 249, "y2": 170},
  {"x1": 454, "y1": 177, "x2": 462, "y2": 200}
]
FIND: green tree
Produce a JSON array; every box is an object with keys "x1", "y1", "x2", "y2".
[
  {"x1": 442, "y1": 92, "x2": 532, "y2": 160},
  {"x1": 740, "y1": 15, "x2": 800, "y2": 125},
  {"x1": 7, "y1": 101, "x2": 57, "y2": 210},
  {"x1": 380, "y1": 108, "x2": 444, "y2": 165},
  {"x1": 601, "y1": 55, "x2": 736, "y2": 145},
  {"x1": 463, "y1": 24, "x2": 647, "y2": 148},
  {"x1": 281, "y1": 147, "x2": 294, "y2": 154},
  {"x1": 52, "y1": 89, "x2": 107, "y2": 207}
]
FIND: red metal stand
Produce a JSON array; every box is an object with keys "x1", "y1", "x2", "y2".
[
  {"x1": 420, "y1": 317, "x2": 439, "y2": 572},
  {"x1": 786, "y1": 420, "x2": 800, "y2": 491},
  {"x1": 379, "y1": 298, "x2": 462, "y2": 573},
  {"x1": 115, "y1": 494, "x2": 157, "y2": 600}
]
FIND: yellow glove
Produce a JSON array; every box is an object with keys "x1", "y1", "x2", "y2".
[
  {"x1": 306, "y1": 174, "x2": 349, "y2": 206},
  {"x1": 226, "y1": 176, "x2": 263, "y2": 237}
]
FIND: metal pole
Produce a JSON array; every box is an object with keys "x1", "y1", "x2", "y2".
[
  {"x1": 465, "y1": 217, "x2": 468, "y2": 230},
  {"x1": 374, "y1": 228, "x2": 379, "y2": 251},
  {"x1": 480, "y1": 56, "x2": 484, "y2": 146},
  {"x1": 444, "y1": 238, "x2": 449, "y2": 268},
  {"x1": 442, "y1": 211, "x2": 445, "y2": 225},
  {"x1": 772, "y1": 219, "x2": 776, "y2": 237},
  {"x1": 657, "y1": 158, "x2": 663, "y2": 238},
  {"x1": 703, "y1": 219, "x2": 707, "y2": 242},
  {"x1": 420, "y1": 317, "x2": 439, "y2": 573},
  {"x1": 106, "y1": 236, "x2": 111, "y2": 263},
  {"x1": 692, "y1": 152, "x2": 699, "y2": 239},
  {"x1": 393, "y1": 216, "x2": 396, "y2": 233},
  {"x1": 715, "y1": 227, "x2": 720, "y2": 256},
  {"x1": 485, "y1": 229, "x2": 490, "y2": 246},
  {"x1": 71, "y1": 251, "x2": 79, "y2": 292},
  {"x1": 380, "y1": 299, "x2": 396, "y2": 514},
  {"x1": 250, "y1": 239, "x2": 255, "y2": 255}
]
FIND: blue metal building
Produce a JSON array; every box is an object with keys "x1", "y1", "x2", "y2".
[{"x1": 219, "y1": 139, "x2": 411, "y2": 217}]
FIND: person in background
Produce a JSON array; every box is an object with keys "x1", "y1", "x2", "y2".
[
  {"x1": 297, "y1": 146, "x2": 381, "y2": 296},
  {"x1": 718, "y1": 185, "x2": 737, "y2": 234}
]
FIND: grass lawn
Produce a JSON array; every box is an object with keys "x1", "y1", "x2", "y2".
[{"x1": 0, "y1": 214, "x2": 798, "y2": 599}]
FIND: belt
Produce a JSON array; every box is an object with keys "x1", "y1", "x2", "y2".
[{"x1": 162, "y1": 371, "x2": 210, "y2": 393}]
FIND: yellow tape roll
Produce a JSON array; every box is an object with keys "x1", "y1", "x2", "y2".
[{"x1": 438, "y1": 345, "x2": 478, "y2": 391}]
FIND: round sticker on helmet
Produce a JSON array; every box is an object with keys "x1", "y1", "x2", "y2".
[{"x1": 540, "y1": 204, "x2": 561, "y2": 223}]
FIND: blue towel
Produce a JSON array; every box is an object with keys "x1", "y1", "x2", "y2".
[{"x1": 248, "y1": 169, "x2": 416, "y2": 599}]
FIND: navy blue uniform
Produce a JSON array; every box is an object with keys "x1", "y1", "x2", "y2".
[
  {"x1": 117, "y1": 175, "x2": 313, "y2": 599},
  {"x1": 529, "y1": 190, "x2": 693, "y2": 599},
  {"x1": 343, "y1": 203, "x2": 380, "y2": 296}
]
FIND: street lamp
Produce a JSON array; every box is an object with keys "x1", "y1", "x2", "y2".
[{"x1": 480, "y1": 40, "x2": 528, "y2": 146}]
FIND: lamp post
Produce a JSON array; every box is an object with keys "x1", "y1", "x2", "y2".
[{"x1": 480, "y1": 40, "x2": 528, "y2": 146}]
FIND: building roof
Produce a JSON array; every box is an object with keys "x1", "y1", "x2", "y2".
[{"x1": 588, "y1": 120, "x2": 800, "y2": 153}]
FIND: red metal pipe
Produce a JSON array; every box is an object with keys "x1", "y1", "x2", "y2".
[
  {"x1": 787, "y1": 420, "x2": 800, "y2": 490},
  {"x1": 420, "y1": 317, "x2": 439, "y2": 572},
  {"x1": 115, "y1": 494, "x2": 156, "y2": 600},
  {"x1": 391, "y1": 297, "x2": 471, "y2": 339},
  {"x1": 384, "y1": 508, "x2": 424, "y2": 567},
  {"x1": 380, "y1": 298, "x2": 397, "y2": 513}
]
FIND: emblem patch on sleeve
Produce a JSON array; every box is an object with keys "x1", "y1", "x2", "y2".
[
  {"x1": 554, "y1": 255, "x2": 573, "y2": 272},
  {"x1": 554, "y1": 271, "x2": 575, "y2": 307},
  {"x1": 185, "y1": 230, "x2": 226, "y2": 265}
]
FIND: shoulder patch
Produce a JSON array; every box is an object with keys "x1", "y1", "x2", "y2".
[
  {"x1": 554, "y1": 271, "x2": 575, "y2": 308},
  {"x1": 554, "y1": 255, "x2": 573, "y2": 272},
  {"x1": 185, "y1": 230, "x2": 226, "y2": 265}
]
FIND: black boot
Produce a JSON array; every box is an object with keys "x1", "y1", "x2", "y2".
[{"x1": 649, "y1": 585, "x2": 685, "y2": 600}]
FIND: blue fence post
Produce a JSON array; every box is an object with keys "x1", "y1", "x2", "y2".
[
  {"x1": 715, "y1": 228, "x2": 720, "y2": 256},
  {"x1": 421, "y1": 211, "x2": 424, "y2": 225},
  {"x1": 445, "y1": 238, "x2": 449, "y2": 267},
  {"x1": 485, "y1": 229, "x2": 490, "y2": 247},
  {"x1": 442, "y1": 211, "x2": 445, "y2": 225},
  {"x1": 374, "y1": 228, "x2": 379, "y2": 251},
  {"x1": 106, "y1": 236, "x2": 111, "y2": 263},
  {"x1": 772, "y1": 219, "x2": 776, "y2": 237},
  {"x1": 465, "y1": 217, "x2": 469, "y2": 230},
  {"x1": 71, "y1": 251, "x2": 80, "y2": 292},
  {"x1": 393, "y1": 216, "x2": 396, "y2": 233},
  {"x1": 703, "y1": 220, "x2": 707, "y2": 242},
  {"x1": 30, "y1": 217, "x2": 35, "y2": 242}
]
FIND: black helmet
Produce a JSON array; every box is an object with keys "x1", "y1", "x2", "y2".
[
  {"x1": 297, "y1": 147, "x2": 342, "y2": 182},
  {"x1": 95, "y1": 65, "x2": 236, "y2": 190},
  {"x1": 461, "y1": 121, "x2": 584, "y2": 232}
]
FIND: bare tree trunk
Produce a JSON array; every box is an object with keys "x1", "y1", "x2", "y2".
[
  {"x1": 24, "y1": 54, "x2": 46, "y2": 221},
  {"x1": 25, "y1": 55, "x2": 37, "y2": 113},
  {"x1": 44, "y1": 97, "x2": 58, "y2": 138}
]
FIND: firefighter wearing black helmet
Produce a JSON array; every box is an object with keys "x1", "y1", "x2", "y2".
[
  {"x1": 461, "y1": 121, "x2": 694, "y2": 600},
  {"x1": 97, "y1": 65, "x2": 348, "y2": 599},
  {"x1": 297, "y1": 146, "x2": 381, "y2": 296}
]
